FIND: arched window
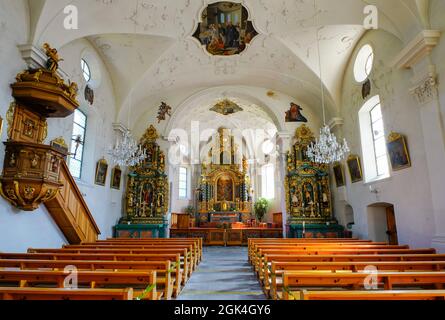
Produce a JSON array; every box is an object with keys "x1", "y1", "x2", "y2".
[
  {"x1": 359, "y1": 95, "x2": 389, "y2": 182},
  {"x1": 80, "y1": 58, "x2": 91, "y2": 82},
  {"x1": 178, "y1": 166, "x2": 189, "y2": 199},
  {"x1": 261, "y1": 163, "x2": 275, "y2": 199},
  {"x1": 69, "y1": 109, "x2": 87, "y2": 179},
  {"x1": 354, "y1": 44, "x2": 374, "y2": 83}
]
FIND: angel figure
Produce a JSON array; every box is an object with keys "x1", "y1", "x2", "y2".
[
  {"x1": 43, "y1": 43, "x2": 63, "y2": 72},
  {"x1": 157, "y1": 102, "x2": 172, "y2": 123}
]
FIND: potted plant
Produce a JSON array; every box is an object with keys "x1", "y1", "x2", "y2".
[
  {"x1": 254, "y1": 198, "x2": 269, "y2": 222},
  {"x1": 185, "y1": 205, "x2": 195, "y2": 217}
]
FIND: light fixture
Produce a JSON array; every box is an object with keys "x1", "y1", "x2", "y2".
[
  {"x1": 306, "y1": 6, "x2": 349, "y2": 164},
  {"x1": 108, "y1": 129, "x2": 146, "y2": 167}
]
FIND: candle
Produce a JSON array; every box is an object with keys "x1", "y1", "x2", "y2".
[{"x1": 303, "y1": 221, "x2": 306, "y2": 228}]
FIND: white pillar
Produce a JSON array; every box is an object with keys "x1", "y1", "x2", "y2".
[{"x1": 277, "y1": 131, "x2": 292, "y2": 237}]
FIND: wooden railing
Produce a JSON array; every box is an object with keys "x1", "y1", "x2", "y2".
[{"x1": 45, "y1": 161, "x2": 100, "y2": 243}]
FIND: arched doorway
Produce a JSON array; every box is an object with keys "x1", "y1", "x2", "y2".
[{"x1": 367, "y1": 203, "x2": 398, "y2": 244}]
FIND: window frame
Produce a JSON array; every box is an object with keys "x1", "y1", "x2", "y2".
[
  {"x1": 358, "y1": 95, "x2": 390, "y2": 183},
  {"x1": 69, "y1": 109, "x2": 87, "y2": 180},
  {"x1": 81, "y1": 58, "x2": 91, "y2": 82},
  {"x1": 178, "y1": 166, "x2": 189, "y2": 200},
  {"x1": 261, "y1": 163, "x2": 275, "y2": 200}
]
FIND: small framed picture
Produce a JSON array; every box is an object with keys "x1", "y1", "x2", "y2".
[
  {"x1": 347, "y1": 155, "x2": 363, "y2": 183},
  {"x1": 387, "y1": 132, "x2": 411, "y2": 171},
  {"x1": 95, "y1": 158, "x2": 108, "y2": 186},
  {"x1": 333, "y1": 163, "x2": 345, "y2": 187},
  {"x1": 111, "y1": 166, "x2": 122, "y2": 190}
]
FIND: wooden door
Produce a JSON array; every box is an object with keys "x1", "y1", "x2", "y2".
[{"x1": 386, "y1": 206, "x2": 398, "y2": 245}]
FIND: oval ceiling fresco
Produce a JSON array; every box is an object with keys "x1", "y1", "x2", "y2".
[{"x1": 192, "y1": 2, "x2": 259, "y2": 56}]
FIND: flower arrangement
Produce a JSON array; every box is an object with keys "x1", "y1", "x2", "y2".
[
  {"x1": 185, "y1": 205, "x2": 195, "y2": 217},
  {"x1": 254, "y1": 198, "x2": 269, "y2": 222}
]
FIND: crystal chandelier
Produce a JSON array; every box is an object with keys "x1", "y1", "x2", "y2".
[
  {"x1": 109, "y1": 129, "x2": 146, "y2": 167},
  {"x1": 307, "y1": 22, "x2": 349, "y2": 164}
]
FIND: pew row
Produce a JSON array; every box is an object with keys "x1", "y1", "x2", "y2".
[{"x1": 0, "y1": 287, "x2": 133, "y2": 300}]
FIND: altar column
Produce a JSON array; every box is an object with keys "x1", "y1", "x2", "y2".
[{"x1": 277, "y1": 131, "x2": 292, "y2": 237}]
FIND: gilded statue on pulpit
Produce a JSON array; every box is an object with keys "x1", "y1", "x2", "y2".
[
  {"x1": 285, "y1": 124, "x2": 333, "y2": 224},
  {"x1": 121, "y1": 125, "x2": 169, "y2": 224}
]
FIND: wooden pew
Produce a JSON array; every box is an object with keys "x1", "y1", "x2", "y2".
[
  {"x1": 255, "y1": 248, "x2": 437, "y2": 277},
  {"x1": 0, "y1": 252, "x2": 184, "y2": 295},
  {"x1": 27, "y1": 247, "x2": 192, "y2": 282},
  {"x1": 0, "y1": 287, "x2": 133, "y2": 300},
  {"x1": 0, "y1": 269, "x2": 160, "y2": 300},
  {"x1": 298, "y1": 289, "x2": 445, "y2": 300},
  {"x1": 281, "y1": 271, "x2": 445, "y2": 300},
  {"x1": 269, "y1": 260, "x2": 445, "y2": 299},
  {"x1": 0, "y1": 259, "x2": 175, "y2": 300},
  {"x1": 99, "y1": 238, "x2": 203, "y2": 262},
  {"x1": 65, "y1": 244, "x2": 199, "y2": 270},
  {"x1": 90, "y1": 239, "x2": 202, "y2": 262}
]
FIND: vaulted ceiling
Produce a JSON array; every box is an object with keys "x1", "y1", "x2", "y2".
[{"x1": 26, "y1": 0, "x2": 427, "y2": 127}]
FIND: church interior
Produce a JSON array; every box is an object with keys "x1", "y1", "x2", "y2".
[{"x1": 0, "y1": 0, "x2": 445, "y2": 301}]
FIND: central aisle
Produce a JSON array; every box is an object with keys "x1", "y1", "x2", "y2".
[{"x1": 177, "y1": 246, "x2": 266, "y2": 300}]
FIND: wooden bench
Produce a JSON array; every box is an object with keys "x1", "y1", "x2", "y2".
[
  {"x1": 0, "y1": 252, "x2": 184, "y2": 297},
  {"x1": 255, "y1": 248, "x2": 437, "y2": 277},
  {"x1": 99, "y1": 238, "x2": 203, "y2": 262},
  {"x1": 298, "y1": 289, "x2": 445, "y2": 300},
  {"x1": 27, "y1": 247, "x2": 192, "y2": 282},
  {"x1": 269, "y1": 261, "x2": 445, "y2": 299},
  {"x1": 0, "y1": 269, "x2": 160, "y2": 300},
  {"x1": 280, "y1": 271, "x2": 445, "y2": 300},
  {"x1": 65, "y1": 244, "x2": 199, "y2": 270},
  {"x1": 0, "y1": 287, "x2": 133, "y2": 300},
  {"x1": 0, "y1": 259, "x2": 175, "y2": 300}
]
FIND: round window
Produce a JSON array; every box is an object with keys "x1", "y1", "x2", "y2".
[
  {"x1": 80, "y1": 58, "x2": 91, "y2": 82},
  {"x1": 354, "y1": 44, "x2": 374, "y2": 83}
]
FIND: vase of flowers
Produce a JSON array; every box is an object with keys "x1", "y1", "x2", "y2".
[{"x1": 254, "y1": 198, "x2": 269, "y2": 222}]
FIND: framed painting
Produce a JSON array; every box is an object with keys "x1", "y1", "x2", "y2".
[
  {"x1": 333, "y1": 163, "x2": 345, "y2": 187},
  {"x1": 387, "y1": 132, "x2": 411, "y2": 171},
  {"x1": 347, "y1": 155, "x2": 363, "y2": 183},
  {"x1": 95, "y1": 158, "x2": 108, "y2": 186},
  {"x1": 111, "y1": 165, "x2": 122, "y2": 190}
]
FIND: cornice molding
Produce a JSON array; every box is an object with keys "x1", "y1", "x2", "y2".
[{"x1": 392, "y1": 30, "x2": 441, "y2": 69}]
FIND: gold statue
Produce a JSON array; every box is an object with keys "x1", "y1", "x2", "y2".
[{"x1": 43, "y1": 43, "x2": 64, "y2": 72}]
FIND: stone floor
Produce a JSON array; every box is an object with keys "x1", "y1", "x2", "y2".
[{"x1": 177, "y1": 246, "x2": 267, "y2": 300}]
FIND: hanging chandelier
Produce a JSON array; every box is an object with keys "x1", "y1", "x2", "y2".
[
  {"x1": 306, "y1": 11, "x2": 349, "y2": 164},
  {"x1": 307, "y1": 125, "x2": 349, "y2": 164},
  {"x1": 109, "y1": 129, "x2": 146, "y2": 167}
]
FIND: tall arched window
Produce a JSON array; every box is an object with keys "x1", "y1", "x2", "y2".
[
  {"x1": 261, "y1": 163, "x2": 275, "y2": 199},
  {"x1": 359, "y1": 95, "x2": 389, "y2": 182},
  {"x1": 69, "y1": 109, "x2": 87, "y2": 179}
]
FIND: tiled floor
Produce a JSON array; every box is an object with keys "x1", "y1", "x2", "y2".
[{"x1": 177, "y1": 246, "x2": 267, "y2": 300}]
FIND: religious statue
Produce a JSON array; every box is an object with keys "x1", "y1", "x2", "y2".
[
  {"x1": 43, "y1": 43, "x2": 63, "y2": 73},
  {"x1": 157, "y1": 102, "x2": 172, "y2": 123}
]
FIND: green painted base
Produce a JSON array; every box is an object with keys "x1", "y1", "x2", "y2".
[
  {"x1": 114, "y1": 222, "x2": 168, "y2": 239},
  {"x1": 287, "y1": 223, "x2": 346, "y2": 238}
]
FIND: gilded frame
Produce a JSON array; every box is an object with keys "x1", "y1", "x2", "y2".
[
  {"x1": 387, "y1": 132, "x2": 411, "y2": 171},
  {"x1": 347, "y1": 155, "x2": 363, "y2": 183},
  {"x1": 333, "y1": 162, "x2": 345, "y2": 188},
  {"x1": 110, "y1": 165, "x2": 122, "y2": 190},
  {"x1": 95, "y1": 158, "x2": 108, "y2": 186}
]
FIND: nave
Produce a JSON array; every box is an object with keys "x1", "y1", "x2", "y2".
[{"x1": 1, "y1": 238, "x2": 445, "y2": 300}]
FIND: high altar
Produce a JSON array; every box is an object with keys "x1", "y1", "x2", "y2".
[
  {"x1": 285, "y1": 125, "x2": 345, "y2": 238},
  {"x1": 114, "y1": 125, "x2": 169, "y2": 238},
  {"x1": 197, "y1": 128, "x2": 252, "y2": 225}
]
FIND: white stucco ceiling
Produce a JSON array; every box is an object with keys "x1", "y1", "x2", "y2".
[{"x1": 27, "y1": 0, "x2": 426, "y2": 126}]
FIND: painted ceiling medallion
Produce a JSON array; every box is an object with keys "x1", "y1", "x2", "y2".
[
  {"x1": 210, "y1": 99, "x2": 243, "y2": 116},
  {"x1": 193, "y1": 1, "x2": 258, "y2": 56}
]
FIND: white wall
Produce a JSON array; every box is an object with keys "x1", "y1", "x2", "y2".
[
  {"x1": 0, "y1": 1, "x2": 124, "y2": 252},
  {"x1": 333, "y1": 29, "x2": 436, "y2": 249}
]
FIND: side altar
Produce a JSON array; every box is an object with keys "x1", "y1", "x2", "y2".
[
  {"x1": 197, "y1": 128, "x2": 252, "y2": 225},
  {"x1": 114, "y1": 125, "x2": 169, "y2": 238},
  {"x1": 285, "y1": 125, "x2": 347, "y2": 238}
]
